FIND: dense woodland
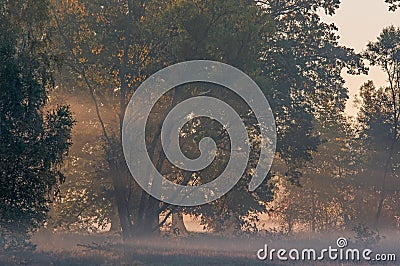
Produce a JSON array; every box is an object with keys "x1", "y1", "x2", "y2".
[{"x1": 1, "y1": 0, "x2": 400, "y2": 259}]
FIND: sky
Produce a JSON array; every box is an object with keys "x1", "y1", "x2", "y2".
[{"x1": 319, "y1": 0, "x2": 400, "y2": 116}]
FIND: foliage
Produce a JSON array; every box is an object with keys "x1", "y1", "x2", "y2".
[
  {"x1": 385, "y1": 0, "x2": 400, "y2": 11},
  {"x1": 271, "y1": 112, "x2": 361, "y2": 233},
  {"x1": 359, "y1": 26, "x2": 400, "y2": 228},
  {"x1": 0, "y1": 0, "x2": 74, "y2": 249},
  {"x1": 260, "y1": 0, "x2": 366, "y2": 181}
]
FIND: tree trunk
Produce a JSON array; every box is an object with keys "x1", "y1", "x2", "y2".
[
  {"x1": 172, "y1": 212, "x2": 189, "y2": 236},
  {"x1": 112, "y1": 173, "x2": 132, "y2": 240},
  {"x1": 375, "y1": 191, "x2": 386, "y2": 229},
  {"x1": 109, "y1": 202, "x2": 121, "y2": 233},
  {"x1": 134, "y1": 195, "x2": 160, "y2": 237},
  {"x1": 310, "y1": 191, "x2": 316, "y2": 233},
  {"x1": 223, "y1": 211, "x2": 240, "y2": 236}
]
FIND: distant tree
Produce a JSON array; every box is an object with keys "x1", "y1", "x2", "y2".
[
  {"x1": 0, "y1": 1, "x2": 74, "y2": 249},
  {"x1": 272, "y1": 106, "x2": 363, "y2": 233},
  {"x1": 362, "y1": 26, "x2": 400, "y2": 228},
  {"x1": 355, "y1": 81, "x2": 400, "y2": 229}
]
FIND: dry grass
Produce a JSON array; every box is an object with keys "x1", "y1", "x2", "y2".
[{"x1": 0, "y1": 231, "x2": 398, "y2": 265}]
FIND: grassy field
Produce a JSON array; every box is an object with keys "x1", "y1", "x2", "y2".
[{"x1": 0, "y1": 231, "x2": 398, "y2": 265}]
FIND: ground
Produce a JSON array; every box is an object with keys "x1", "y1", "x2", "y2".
[{"x1": 0, "y1": 231, "x2": 398, "y2": 265}]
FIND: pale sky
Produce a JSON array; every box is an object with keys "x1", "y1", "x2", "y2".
[{"x1": 319, "y1": 0, "x2": 400, "y2": 116}]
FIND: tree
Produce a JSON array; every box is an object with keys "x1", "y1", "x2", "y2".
[
  {"x1": 133, "y1": 0, "x2": 365, "y2": 234},
  {"x1": 362, "y1": 26, "x2": 400, "y2": 228},
  {"x1": 49, "y1": 0, "x2": 366, "y2": 238},
  {"x1": 0, "y1": 0, "x2": 74, "y2": 249},
  {"x1": 50, "y1": 0, "x2": 175, "y2": 238},
  {"x1": 260, "y1": 0, "x2": 366, "y2": 180},
  {"x1": 355, "y1": 81, "x2": 400, "y2": 228},
  {"x1": 356, "y1": 80, "x2": 400, "y2": 229},
  {"x1": 271, "y1": 101, "x2": 364, "y2": 234}
]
